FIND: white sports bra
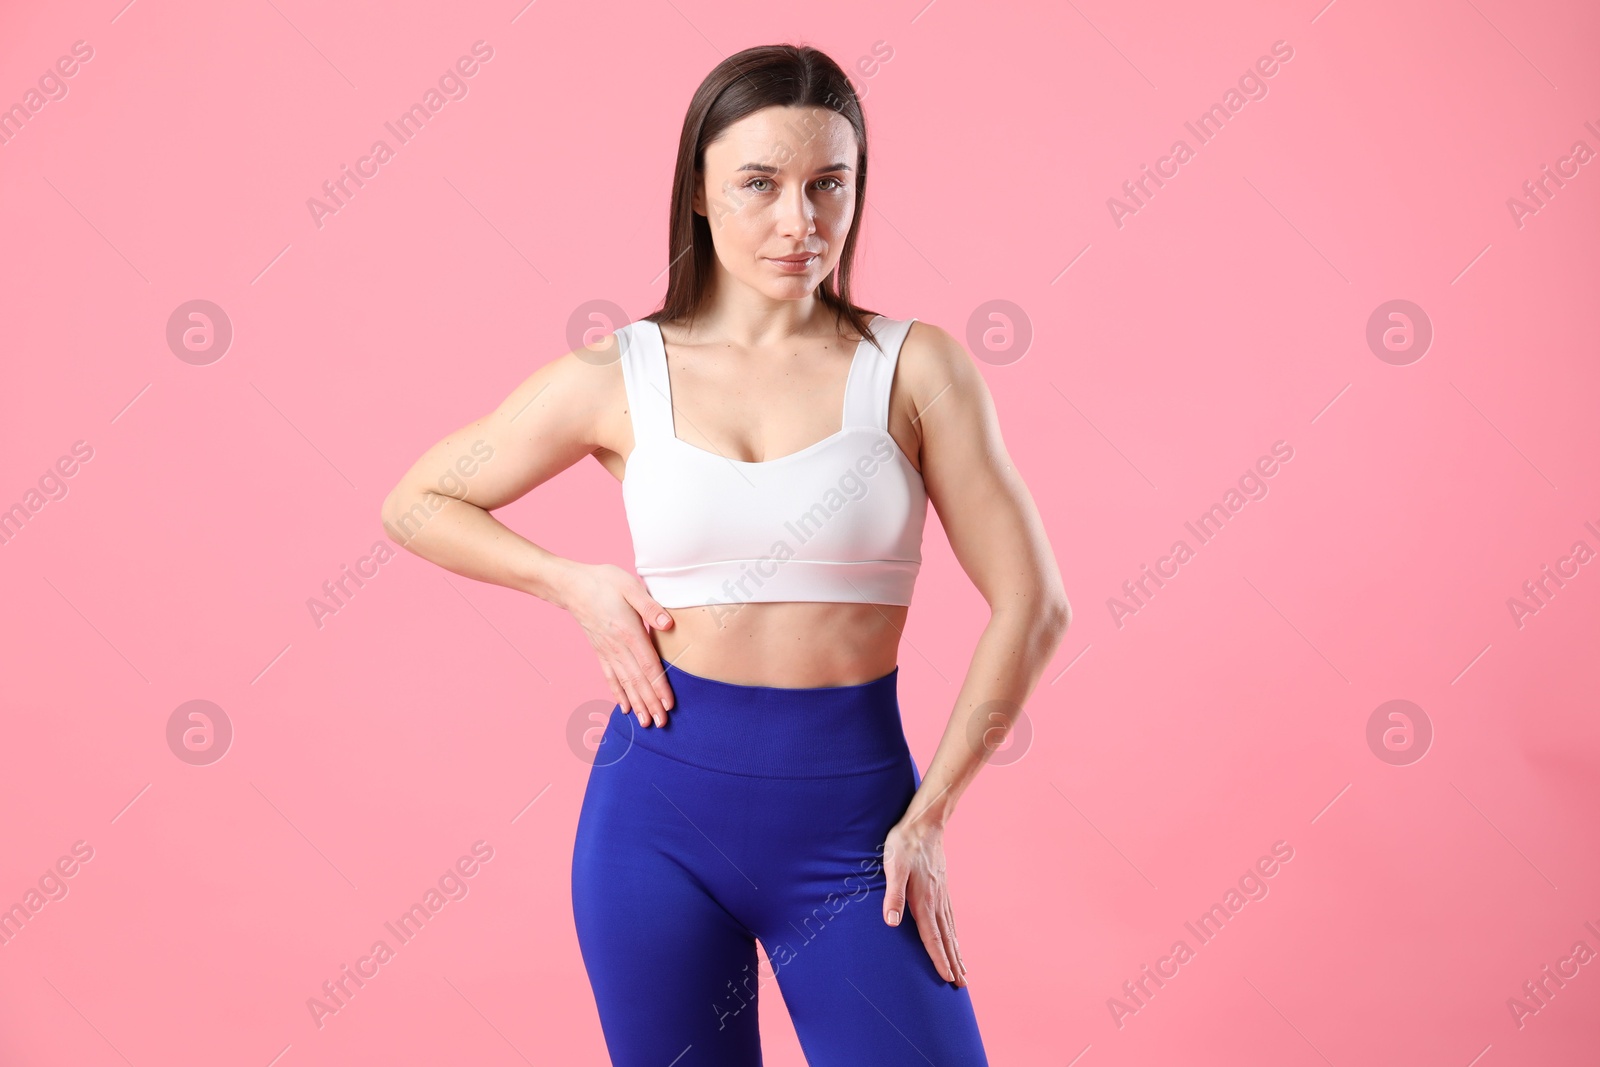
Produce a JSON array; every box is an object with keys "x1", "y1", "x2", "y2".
[{"x1": 616, "y1": 314, "x2": 928, "y2": 610}]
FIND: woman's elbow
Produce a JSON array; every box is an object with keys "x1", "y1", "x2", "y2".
[
  {"x1": 991, "y1": 587, "x2": 1071, "y2": 632},
  {"x1": 379, "y1": 486, "x2": 433, "y2": 548},
  {"x1": 1045, "y1": 590, "x2": 1072, "y2": 633},
  {"x1": 377, "y1": 485, "x2": 405, "y2": 531}
]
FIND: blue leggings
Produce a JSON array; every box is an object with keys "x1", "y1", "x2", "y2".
[{"x1": 571, "y1": 657, "x2": 990, "y2": 1065}]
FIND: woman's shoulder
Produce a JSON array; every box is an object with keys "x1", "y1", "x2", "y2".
[
  {"x1": 894, "y1": 317, "x2": 993, "y2": 418},
  {"x1": 896, "y1": 317, "x2": 970, "y2": 377}
]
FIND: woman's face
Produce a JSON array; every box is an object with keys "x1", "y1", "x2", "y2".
[{"x1": 692, "y1": 105, "x2": 859, "y2": 305}]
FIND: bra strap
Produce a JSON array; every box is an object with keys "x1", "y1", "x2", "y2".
[
  {"x1": 842, "y1": 316, "x2": 918, "y2": 432},
  {"x1": 618, "y1": 319, "x2": 676, "y2": 442}
]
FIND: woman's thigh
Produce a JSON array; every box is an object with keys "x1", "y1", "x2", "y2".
[
  {"x1": 571, "y1": 746, "x2": 767, "y2": 1066},
  {"x1": 745, "y1": 768, "x2": 990, "y2": 1066}
]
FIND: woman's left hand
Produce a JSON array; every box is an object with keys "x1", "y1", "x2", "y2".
[{"x1": 881, "y1": 819, "x2": 968, "y2": 987}]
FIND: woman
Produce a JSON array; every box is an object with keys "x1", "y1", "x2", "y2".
[{"x1": 381, "y1": 43, "x2": 1069, "y2": 1066}]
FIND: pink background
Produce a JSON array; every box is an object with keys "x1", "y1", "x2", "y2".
[{"x1": 3, "y1": 0, "x2": 1598, "y2": 1063}]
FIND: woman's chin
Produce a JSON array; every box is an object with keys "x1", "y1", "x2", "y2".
[{"x1": 751, "y1": 279, "x2": 816, "y2": 299}]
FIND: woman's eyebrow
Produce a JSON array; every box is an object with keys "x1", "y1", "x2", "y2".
[{"x1": 735, "y1": 161, "x2": 853, "y2": 175}]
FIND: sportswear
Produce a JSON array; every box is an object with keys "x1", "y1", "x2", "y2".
[
  {"x1": 571, "y1": 656, "x2": 990, "y2": 1065},
  {"x1": 616, "y1": 315, "x2": 928, "y2": 609}
]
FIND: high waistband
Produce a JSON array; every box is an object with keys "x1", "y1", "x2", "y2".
[{"x1": 600, "y1": 657, "x2": 911, "y2": 778}]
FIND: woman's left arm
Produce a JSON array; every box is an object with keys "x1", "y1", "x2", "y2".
[{"x1": 880, "y1": 320, "x2": 1073, "y2": 987}]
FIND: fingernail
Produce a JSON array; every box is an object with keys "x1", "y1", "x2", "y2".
[
  {"x1": 887, "y1": 910, "x2": 899, "y2": 925},
  {"x1": 656, "y1": 613, "x2": 670, "y2": 626}
]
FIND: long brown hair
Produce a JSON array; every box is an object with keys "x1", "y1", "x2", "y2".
[{"x1": 644, "y1": 44, "x2": 884, "y2": 352}]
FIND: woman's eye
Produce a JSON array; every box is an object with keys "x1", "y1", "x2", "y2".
[{"x1": 743, "y1": 177, "x2": 847, "y2": 193}]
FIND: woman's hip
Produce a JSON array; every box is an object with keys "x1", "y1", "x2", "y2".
[
  {"x1": 600, "y1": 654, "x2": 915, "y2": 779},
  {"x1": 574, "y1": 655, "x2": 922, "y2": 894}
]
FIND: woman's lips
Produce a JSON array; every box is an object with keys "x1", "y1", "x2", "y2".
[{"x1": 768, "y1": 254, "x2": 817, "y2": 271}]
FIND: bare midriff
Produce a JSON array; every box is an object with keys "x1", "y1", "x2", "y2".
[{"x1": 647, "y1": 601, "x2": 909, "y2": 688}]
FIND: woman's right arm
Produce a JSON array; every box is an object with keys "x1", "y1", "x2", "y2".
[{"x1": 377, "y1": 331, "x2": 677, "y2": 727}]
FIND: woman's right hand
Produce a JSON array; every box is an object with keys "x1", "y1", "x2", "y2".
[{"x1": 561, "y1": 562, "x2": 677, "y2": 728}]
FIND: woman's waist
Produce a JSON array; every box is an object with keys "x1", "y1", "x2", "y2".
[
  {"x1": 603, "y1": 652, "x2": 913, "y2": 778},
  {"x1": 651, "y1": 601, "x2": 907, "y2": 688}
]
